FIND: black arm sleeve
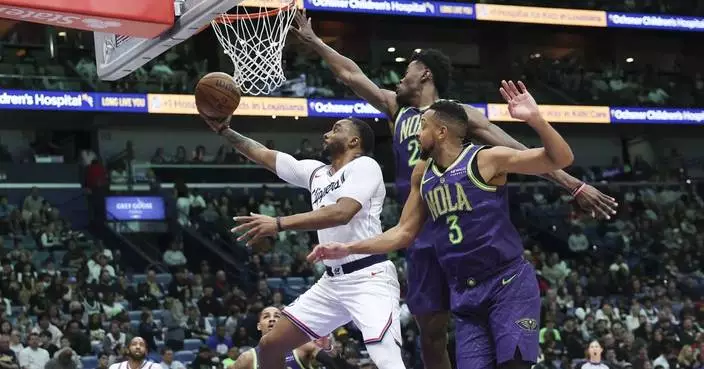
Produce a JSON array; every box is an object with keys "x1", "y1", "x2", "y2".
[{"x1": 314, "y1": 350, "x2": 353, "y2": 369}]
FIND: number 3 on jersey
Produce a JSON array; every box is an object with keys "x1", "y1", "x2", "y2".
[
  {"x1": 407, "y1": 139, "x2": 421, "y2": 167},
  {"x1": 446, "y1": 215, "x2": 463, "y2": 245}
]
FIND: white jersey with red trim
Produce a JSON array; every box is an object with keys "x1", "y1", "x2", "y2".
[{"x1": 109, "y1": 360, "x2": 160, "y2": 369}]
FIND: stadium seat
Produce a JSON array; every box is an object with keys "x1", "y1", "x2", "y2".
[
  {"x1": 156, "y1": 273, "x2": 172, "y2": 285},
  {"x1": 92, "y1": 342, "x2": 102, "y2": 355},
  {"x1": 267, "y1": 277, "x2": 283, "y2": 289},
  {"x1": 174, "y1": 351, "x2": 196, "y2": 364},
  {"x1": 132, "y1": 274, "x2": 147, "y2": 284},
  {"x1": 184, "y1": 339, "x2": 202, "y2": 351},
  {"x1": 81, "y1": 356, "x2": 98, "y2": 369},
  {"x1": 128, "y1": 310, "x2": 142, "y2": 321},
  {"x1": 130, "y1": 320, "x2": 139, "y2": 330},
  {"x1": 152, "y1": 309, "x2": 164, "y2": 320},
  {"x1": 287, "y1": 277, "x2": 304, "y2": 288}
]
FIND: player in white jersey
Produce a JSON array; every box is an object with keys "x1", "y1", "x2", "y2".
[
  {"x1": 203, "y1": 115, "x2": 404, "y2": 369},
  {"x1": 108, "y1": 337, "x2": 159, "y2": 369}
]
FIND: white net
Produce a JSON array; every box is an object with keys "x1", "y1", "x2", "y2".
[{"x1": 211, "y1": 0, "x2": 296, "y2": 96}]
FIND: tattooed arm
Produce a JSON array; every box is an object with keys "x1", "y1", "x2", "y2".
[{"x1": 220, "y1": 128, "x2": 278, "y2": 173}]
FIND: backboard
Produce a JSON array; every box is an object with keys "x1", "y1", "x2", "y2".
[{"x1": 94, "y1": 0, "x2": 242, "y2": 81}]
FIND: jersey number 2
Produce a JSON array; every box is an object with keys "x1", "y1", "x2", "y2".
[
  {"x1": 407, "y1": 139, "x2": 421, "y2": 167},
  {"x1": 446, "y1": 215, "x2": 463, "y2": 245}
]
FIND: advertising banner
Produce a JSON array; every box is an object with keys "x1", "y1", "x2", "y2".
[
  {"x1": 147, "y1": 94, "x2": 308, "y2": 117},
  {"x1": 105, "y1": 196, "x2": 166, "y2": 221},
  {"x1": 487, "y1": 104, "x2": 611, "y2": 123},
  {"x1": 457, "y1": 4, "x2": 606, "y2": 26},
  {"x1": 303, "y1": 0, "x2": 475, "y2": 19},
  {"x1": 609, "y1": 107, "x2": 704, "y2": 124},
  {"x1": 607, "y1": 12, "x2": 704, "y2": 32}
]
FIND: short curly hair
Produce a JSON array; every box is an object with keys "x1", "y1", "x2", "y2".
[{"x1": 410, "y1": 49, "x2": 452, "y2": 96}]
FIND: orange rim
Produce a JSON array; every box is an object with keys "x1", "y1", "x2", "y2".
[{"x1": 213, "y1": 0, "x2": 296, "y2": 21}]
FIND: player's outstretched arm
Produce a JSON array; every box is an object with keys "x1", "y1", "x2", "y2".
[
  {"x1": 307, "y1": 163, "x2": 428, "y2": 262},
  {"x1": 465, "y1": 80, "x2": 617, "y2": 219},
  {"x1": 202, "y1": 115, "x2": 278, "y2": 173},
  {"x1": 478, "y1": 83, "x2": 573, "y2": 179},
  {"x1": 290, "y1": 10, "x2": 398, "y2": 118}
]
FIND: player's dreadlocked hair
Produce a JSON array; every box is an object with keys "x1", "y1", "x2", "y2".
[
  {"x1": 410, "y1": 49, "x2": 452, "y2": 96},
  {"x1": 347, "y1": 117, "x2": 376, "y2": 155},
  {"x1": 428, "y1": 99, "x2": 470, "y2": 140}
]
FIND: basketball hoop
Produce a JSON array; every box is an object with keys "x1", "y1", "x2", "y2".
[{"x1": 211, "y1": 0, "x2": 297, "y2": 96}]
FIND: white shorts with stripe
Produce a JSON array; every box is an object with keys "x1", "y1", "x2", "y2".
[{"x1": 282, "y1": 260, "x2": 401, "y2": 345}]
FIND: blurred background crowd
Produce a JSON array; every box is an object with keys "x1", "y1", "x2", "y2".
[{"x1": 0, "y1": 0, "x2": 703, "y2": 368}]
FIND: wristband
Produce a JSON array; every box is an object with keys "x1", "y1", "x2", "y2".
[
  {"x1": 572, "y1": 183, "x2": 586, "y2": 197},
  {"x1": 276, "y1": 216, "x2": 283, "y2": 232}
]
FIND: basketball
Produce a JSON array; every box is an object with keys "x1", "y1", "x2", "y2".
[{"x1": 195, "y1": 72, "x2": 241, "y2": 120}]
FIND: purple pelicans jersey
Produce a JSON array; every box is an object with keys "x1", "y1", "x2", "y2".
[
  {"x1": 419, "y1": 144, "x2": 541, "y2": 368},
  {"x1": 419, "y1": 144, "x2": 524, "y2": 283}
]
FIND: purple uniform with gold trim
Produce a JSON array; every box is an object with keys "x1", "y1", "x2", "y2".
[
  {"x1": 392, "y1": 105, "x2": 450, "y2": 315},
  {"x1": 420, "y1": 144, "x2": 540, "y2": 369}
]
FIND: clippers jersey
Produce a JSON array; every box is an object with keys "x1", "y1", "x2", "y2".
[
  {"x1": 248, "y1": 348, "x2": 309, "y2": 369},
  {"x1": 419, "y1": 144, "x2": 524, "y2": 280}
]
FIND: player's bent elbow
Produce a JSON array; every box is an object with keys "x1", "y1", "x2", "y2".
[{"x1": 555, "y1": 150, "x2": 574, "y2": 170}]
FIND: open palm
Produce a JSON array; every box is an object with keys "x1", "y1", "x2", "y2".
[{"x1": 499, "y1": 80, "x2": 540, "y2": 122}]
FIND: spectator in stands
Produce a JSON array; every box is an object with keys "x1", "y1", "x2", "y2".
[
  {"x1": 185, "y1": 306, "x2": 212, "y2": 341},
  {"x1": 38, "y1": 331, "x2": 57, "y2": 357},
  {"x1": 145, "y1": 270, "x2": 164, "y2": 300},
  {"x1": 9, "y1": 331, "x2": 22, "y2": 356},
  {"x1": 64, "y1": 321, "x2": 90, "y2": 357},
  {"x1": 0, "y1": 334, "x2": 19, "y2": 369},
  {"x1": 39, "y1": 223, "x2": 62, "y2": 249},
  {"x1": 190, "y1": 346, "x2": 215, "y2": 369},
  {"x1": 138, "y1": 312, "x2": 158, "y2": 355},
  {"x1": 163, "y1": 242, "x2": 187, "y2": 269},
  {"x1": 102, "y1": 322, "x2": 126, "y2": 356},
  {"x1": 159, "y1": 349, "x2": 185, "y2": 369},
  {"x1": 568, "y1": 226, "x2": 590, "y2": 253},
  {"x1": 88, "y1": 254, "x2": 115, "y2": 284},
  {"x1": 257, "y1": 197, "x2": 276, "y2": 218},
  {"x1": 197, "y1": 286, "x2": 223, "y2": 318},
  {"x1": 18, "y1": 333, "x2": 49, "y2": 369},
  {"x1": 150, "y1": 149, "x2": 167, "y2": 164},
  {"x1": 132, "y1": 283, "x2": 159, "y2": 310},
  {"x1": 44, "y1": 348, "x2": 76, "y2": 369},
  {"x1": 32, "y1": 314, "x2": 64, "y2": 347},
  {"x1": 205, "y1": 325, "x2": 233, "y2": 356},
  {"x1": 162, "y1": 298, "x2": 186, "y2": 351},
  {"x1": 21, "y1": 188, "x2": 43, "y2": 225},
  {"x1": 100, "y1": 294, "x2": 124, "y2": 321}
]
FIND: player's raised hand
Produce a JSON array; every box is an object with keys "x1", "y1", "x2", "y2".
[
  {"x1": 201, "y1": 114, "x2": 231, "y2": 134},
  {"x1": 231, "y1": 213, "x2": 278, "y2": 246},
  {"x1": 289, "y1": 9, "x2": 317, "y2": 45},
  {"x1": 307, "y1": 243, "x2": 350, "y2": 262},
  {"x1": 573, "y1": 183, "x2": 619, "y2": 220},
  {"x1": 499, "y1": 80, "x2": 542, "y2": 123}
]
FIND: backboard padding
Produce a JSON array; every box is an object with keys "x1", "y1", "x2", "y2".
[{"x1": 95, "y1": 0, "x2": 243, "y2": 81}]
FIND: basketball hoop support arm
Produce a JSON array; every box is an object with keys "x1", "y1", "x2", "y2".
[{"x1": 95, "y1": 0, "x2": 243, "y2": 81}]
